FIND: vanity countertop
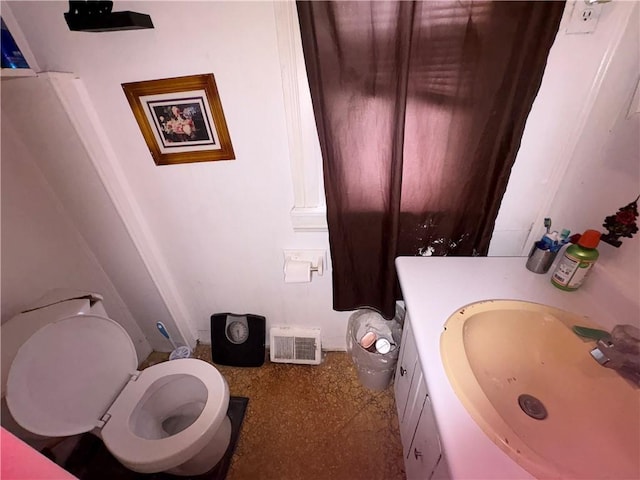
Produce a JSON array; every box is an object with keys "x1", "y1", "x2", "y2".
[{"x1": 395, "y1": 256, "x2": 638, "y2": 480}]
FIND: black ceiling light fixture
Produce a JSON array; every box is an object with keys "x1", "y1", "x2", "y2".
[{"x1": 64, "y1": 1, "x2": 154, "y2": 32}]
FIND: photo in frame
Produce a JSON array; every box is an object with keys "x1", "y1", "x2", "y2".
[{"x1": 122, "y1": 74, "x2": 235, "y2": 165}]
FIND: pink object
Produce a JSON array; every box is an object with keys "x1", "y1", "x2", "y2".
[
  {"x1": 1, "y1": 427, "x2": 77, "y2": 479},
  {"x1": 360, "y1": 331, "x2": 377, "y2": 351}
]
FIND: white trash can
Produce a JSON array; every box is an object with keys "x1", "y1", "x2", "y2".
[{"x1": 347, "y1": 305, "x2": 404, "y2": 391}]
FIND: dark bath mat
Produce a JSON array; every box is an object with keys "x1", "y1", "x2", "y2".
[{"x1": 62, "y1": 396, "x2": 248, "y2": 480}]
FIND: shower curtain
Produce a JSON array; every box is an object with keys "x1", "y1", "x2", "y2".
[{"x1": 297, "y1": 1, "x2": 565, "y2": 318}]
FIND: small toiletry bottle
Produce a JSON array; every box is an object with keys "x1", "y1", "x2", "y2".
[{"x1": 551, "y1": 229, "x2": 601, "y2": 291}]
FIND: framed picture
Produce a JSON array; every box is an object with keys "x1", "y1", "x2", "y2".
[{"x1": 122, "y1": 74, "x2": 235, "y2": 165}]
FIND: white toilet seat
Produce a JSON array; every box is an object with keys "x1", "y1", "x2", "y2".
[
  {"x1": 7, "y1": 314, "x2": 137, "y2": 437},
  {"x1": 101, "y1": 358, "x2": 229, "y2": 473},
  {"x1": 7, "y1": 313, "x2": 230, "y2": 474}
]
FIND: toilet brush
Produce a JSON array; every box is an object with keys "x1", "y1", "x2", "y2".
[{"x1": 156, "y1": 322, "x2": 192, "y2": 360}]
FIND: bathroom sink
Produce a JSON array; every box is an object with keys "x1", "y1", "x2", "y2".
[{"x1": 440, "y1": 300, "x2": 640, "y2": 479}]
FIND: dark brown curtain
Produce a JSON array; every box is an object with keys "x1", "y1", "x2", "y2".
[{"x1": 297, "y1": 1, "x2": 565, "y2": 318}]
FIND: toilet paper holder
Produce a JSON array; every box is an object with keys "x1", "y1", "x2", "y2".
[{"x1": 283, "y1": 249, "x2": 325, "y2": 277}]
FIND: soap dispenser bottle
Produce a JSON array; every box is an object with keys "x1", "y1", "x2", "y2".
[{"x1": 551, "y1": 229, "x2": 601, "y2": 291}]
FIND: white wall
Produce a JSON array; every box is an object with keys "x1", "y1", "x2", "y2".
[
  {"x1": 0, "y1": 111, "x2": 151, "y2": 360},
  {"x1": 1, "y1": 73, "x2": 192, "y2": 354},
  {"x1": 492, "y1": 1, "x2": 639, "y2": 254},
  {"x1": 2, "y1": 1, "x2": 638, "y2": 352},
  {"x1": 492, "y1": 0, "x2": 639, "y2": 301},
  {"x1": 548, "y1": 2, "x2": 640, "y2": 301},
  {"x1": 3, "y1": 0, "x2": 350, "y2": 349}
]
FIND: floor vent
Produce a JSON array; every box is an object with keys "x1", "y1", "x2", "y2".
[{"x1": 269, "y1": 326, "x2": 321, "y2": 365}]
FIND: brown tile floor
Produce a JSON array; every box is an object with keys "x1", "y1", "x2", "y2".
[{"x1": 142, "y1": 345, "x2": 406, "y2": 480}]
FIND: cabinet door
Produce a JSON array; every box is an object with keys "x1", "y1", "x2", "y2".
[
  {"x1": 405, "y1": 394, "x2": 443, "y2": 480},
  {"x1": 401, "y1": 370, "x2": 426, "y2": 460},
  {"x1": 394, "y1": 320, "x2": 419, "y2": 423},
  {"x1": 431, "y1": 454, "x2": 450, "y2": 480}
]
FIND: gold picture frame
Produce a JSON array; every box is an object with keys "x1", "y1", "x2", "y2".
[{"x1": 122, "y1": 74, "x2": 235, "y2": 165}]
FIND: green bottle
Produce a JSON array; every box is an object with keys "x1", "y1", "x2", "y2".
[{"x1": 551, "y1": 230, "x2": 601, "y2": 291}]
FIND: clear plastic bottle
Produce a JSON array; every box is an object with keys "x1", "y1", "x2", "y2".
[{"x1": 551, "y1": 229, "x2": 601, "y2": 291}]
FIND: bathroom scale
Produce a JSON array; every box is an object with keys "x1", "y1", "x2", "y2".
[{"x1": 210, "y1": 313, "x2": 266, "y2": 367}]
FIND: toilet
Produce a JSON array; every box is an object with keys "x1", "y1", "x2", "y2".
[{"x1": 1, "y1": 291, "x2": 231, "y2": 476}]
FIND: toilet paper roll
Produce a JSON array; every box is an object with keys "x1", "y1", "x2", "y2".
[{"x1": 284, "y1": 259, "x2": 312, "y2": 283}]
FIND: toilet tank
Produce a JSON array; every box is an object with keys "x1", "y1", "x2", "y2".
[{"x1": 1, "y1": 290, "x2": 106, "y2": 397}]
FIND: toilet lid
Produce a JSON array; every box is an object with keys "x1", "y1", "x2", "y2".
[{"x1": 6, "y1": 314, "x2": 138, "y2": 437}]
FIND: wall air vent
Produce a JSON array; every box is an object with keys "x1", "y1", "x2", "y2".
[{"x1": 269, "y1": 326, "x2": 321, "y2": 365}]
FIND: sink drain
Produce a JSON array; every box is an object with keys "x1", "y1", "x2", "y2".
[{"x1": 518, "y1": 394, "x2": 547, "y2": 420}]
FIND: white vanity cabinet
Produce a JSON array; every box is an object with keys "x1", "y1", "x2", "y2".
[{"x1": 395, "y1": 317, "x2": 448, "y2": 480}]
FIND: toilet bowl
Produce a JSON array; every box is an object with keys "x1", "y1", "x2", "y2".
[
  {"x1": 102, "y1": 358, "x2": 231, "y2": 475},
  {"x1": 3, "y1": 294, "x2": 231, "y2": 476}
]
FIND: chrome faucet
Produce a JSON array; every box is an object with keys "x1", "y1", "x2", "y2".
[{"x1": 590, "y1": 325, "x2": 640, "y2": 386}]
